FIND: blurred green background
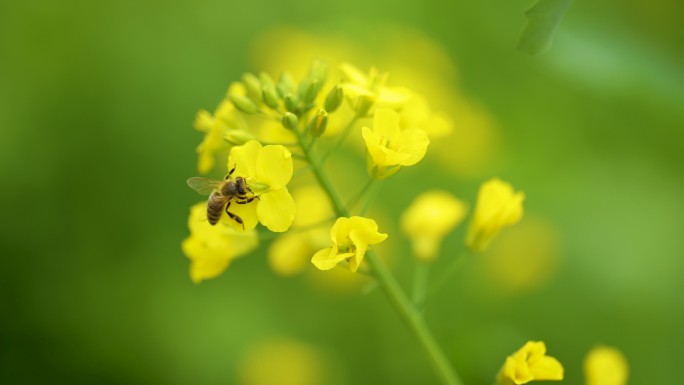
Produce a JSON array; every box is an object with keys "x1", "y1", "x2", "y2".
[{"x1": 2, "y1": 0, "x2": 683, "y2": 384}]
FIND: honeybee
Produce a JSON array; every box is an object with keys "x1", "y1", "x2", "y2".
[{"x1": 187, "y1": 165, "x2": 258, "y2": 228}]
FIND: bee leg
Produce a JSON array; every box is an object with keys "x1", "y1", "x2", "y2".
[
  {"x1": 245, "y1": 186, "x2": 260, "y2": 200},
  {"x1": 235, "y1": 196, "x2": 258, "y2": 204},
  {"x1": 225, "y1": 164, "x2": 237, "y2": 179},
  {"x1": 224, "y1": 202, "x2": 245, "y2": 229}
]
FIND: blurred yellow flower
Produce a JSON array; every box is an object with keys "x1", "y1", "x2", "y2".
[
  {"x1": 401, "y1": 190, "x2": 467, "y2": 261},
  {"x1": 584, "y1": 346, "x2": 629, "y2": 385},
  {"x1": 181, "y1": 202, "x2": 258, "y2": 283},
  {"x1": 497, "y1": 341, "x2": 564, "y2": 385},
  {"x1": 399, "y1": 94, "x2": 454, "y2": 140},
  {"x1": 194, "y1": 83, "x2": 256, "y2": 174},
  {"x1": 311, "y1": 216, "x2": 388, "y2": 273},
  {"x1": 482, "y1": 216, "x2": 563, "y2": 295},
  {"x1": 227, "y1": 140, "x2": 296, "y2": 232},
  {"x1": 268, "y1": 185, "x2": 333, "y2": 276},
  {"x1": 466, "y1": 178, "x2": 525, "y2": 252},
  {"x1": 362, "y1": 108, "x2": 430, "y2": 179},
  {"x1": 237, "y1": 337, "x2": 330, "y2": 385},
  {"x1": 340, "y1": 62, "x2": 413, "y2": 113}
]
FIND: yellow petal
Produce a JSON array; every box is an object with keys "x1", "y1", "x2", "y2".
[
  {"x1": 377, "y1": 86, "x2": 412, "y2": 109},
  {"x1": 182, "y1": 206, "x2": 259, "y2": 283},
  {"x1": 373, "y1": 108, "x2": 401, "y2": 138},
  {"x1": 257, "y1": 188, "x2": 296, "y2": 232},
  {"x1": 330, "y1": 217, "x2": 351, "y2": 246},
  {"x1": 184, "y1": 239, "x2": 231, "y2": 283},
  {"x1": 393, "y1": 128, "x2": 430, "y2": 166},
  {"x1": 228, "y1": 140, "x2": 261, "y2": 179},
  {"x1": 349, "y1": 216, "x2": 388, "y2": 245},
  {"x1": 499, "y1": 356, "x2": 533, "y2": 385},
  {"x1": 340, "y1": 62, "x2": 369, "y2": 86},
  {"x1": 529, "y1": 356, "x2": 564, "y2": 381},
  {"x1": 311, "y1": 247, "x2": 354, "y2": 270},
  {"x1": 362, "y1": 126, "x2": 389, "y2": 166},
  {"x1": 256, "y1": 144, "x2": 293, "y2": 189}
]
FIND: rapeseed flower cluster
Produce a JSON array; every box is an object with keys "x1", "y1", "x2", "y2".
[{"x1": 182, "y1": 45, "x2": 628, "y2": 385}]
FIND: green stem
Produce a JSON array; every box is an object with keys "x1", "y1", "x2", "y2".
[
  {"x1": 358, "y1": 180, "x2": 381, "y2": 216},
  {"x1": 346, "y1": 177, "x2": 376, "y2": 211},
  {"x1": 295, "y1": 129, "x2": 463, "y2": 385},
  {"x1": 412, "y1": 261, "x2": 430, "y2": 315},
  {"x1": 365, "y1": 251, "x2": 463, "y2": 385},
  {"x1": 426, "y1": 252, "x2": 469, "y2": 302}
]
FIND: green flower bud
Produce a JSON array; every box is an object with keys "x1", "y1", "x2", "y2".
[
  {"x1": 262, "y1": 85, "x2": 279, "y2": 109},
  {"x1": 324, "y1": 85, "x2": 344, "y2": 112},
  {"x1": 259, "y1": 72, "x2": 275, "y2": 89},
  {"x1": 229, "y1": 94, "x2": 258, "y2": 115},
  {"x1": 277, "y1": 71, "x2": 296, "y2": 98},
  {"x1": 282, "y1": 112, "x2": 299, "y2": 130},
  {"x1": 242, "y1": 73, "x2": 262, "y2": 103},
  {"x1": 300, "y1": 79, "x2": 320, "y2": 104},
  {"x1": 284, "y1": 93, "x2": 299, "y2": 113},
  {"x1": 354, "y1": 93, "x2": 375, "y2": 117},
  {"x1": 307, "y1": 109, "x2": 328, "y2": 137},
  {"x1": 224, "y1": 129, "x2": 255, "y2": 146},
  {"x1": 308, "y1": 60, "x2": 328, "y2": 86}
]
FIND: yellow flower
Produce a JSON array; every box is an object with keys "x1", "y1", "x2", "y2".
[
  {"x1": 227, "y1": 140, "x2": 296, "y2": 232},
  {"x1": 401, "y1": 190, "x2": 467, "y2": 261},
  {"x1": 181, "y1": 202, "x2": 258, "y2": 283},
  {"x1": 268, "y1": 185, "x2": 332, "y2": 276},
  {"x1": 466, "y1": 178, "x2": 525, "y2": 252},
  {"x1": 584, "y1": 346, "x2": 628, "y2": 385},
  {"x1": 340, "y1": 63, "x2": 413, "y2": 113},
  {"x1": 237, "y1": 337, "x2": 331, "y2": 385},
  {"x1": 362, "y1": 108, "x2": 430, "y2": 179},
  {"x1": 497, "y1": 341, "x2": 564, "y2": 385},
  {"x1": 311, "y1": 216, "x2": 388, "y2": 273},
  {"x1": 482, "y1": 217, "x2": 562, "y2": 295},
  {"x1": 194, "y1": 84, "x2": 253, "y2": 174}
]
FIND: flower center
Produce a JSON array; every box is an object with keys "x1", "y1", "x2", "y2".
[{"x1": 248, "y1": 179, "x2": 270, "y2": 194}]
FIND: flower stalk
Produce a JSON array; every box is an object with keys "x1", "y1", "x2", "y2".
[{"x1": 294, "y1": 120, "x2": 464, "y2": 385}]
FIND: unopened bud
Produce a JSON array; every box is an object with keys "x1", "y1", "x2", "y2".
[
  {"x1": 229, "y1": 94, "x2": 258, "y2": 115},
  {"x1": 300, "y1": 79, "x2": 320, "y2": 104},
  {"x1": 308, "y1": 60, "x2": 328, "y2": 86},
  {"x1": 242, "y1": 73, "x2": 262, "y2": 103},
  {"x1": 277, "y1": 71, "x2": 296, "y2": 98},
  {"x1": 284, "y1": 93, "x2": 299, "y2": 113},
  {"x1": 307, "y1": 109, "x2": 328, "y2": 137},
  {"x1": 224, "y1": 129, "x2": 255, "y2": 146},
  {"x1": 324, "y1": 85, "x2": 344, "y2": 112},
  {"x1": 282, "y1": 112, "x2": 299, "y2": 130},
  {"x1": 262, "y1": 85, "x2": 279, "y2": 109},
  {"x1": 354, "y1": 93, "x2": 375, "y2": 117},
  {"x1": 259, "y1": 72, "x2": 275, "y2": 89}
]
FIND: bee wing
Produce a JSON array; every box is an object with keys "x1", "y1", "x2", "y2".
[{"x1": 187, "y1": 177, "x2": 222, "y2": 195}]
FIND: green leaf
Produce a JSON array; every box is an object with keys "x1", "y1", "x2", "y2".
[{"x1": 518, "y1": 0, "x2": 574, "y2": 55}]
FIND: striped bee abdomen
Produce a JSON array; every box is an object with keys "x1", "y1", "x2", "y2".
[{"x1": 206, "y1": 192, "x2": 227, "y2": 225}]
